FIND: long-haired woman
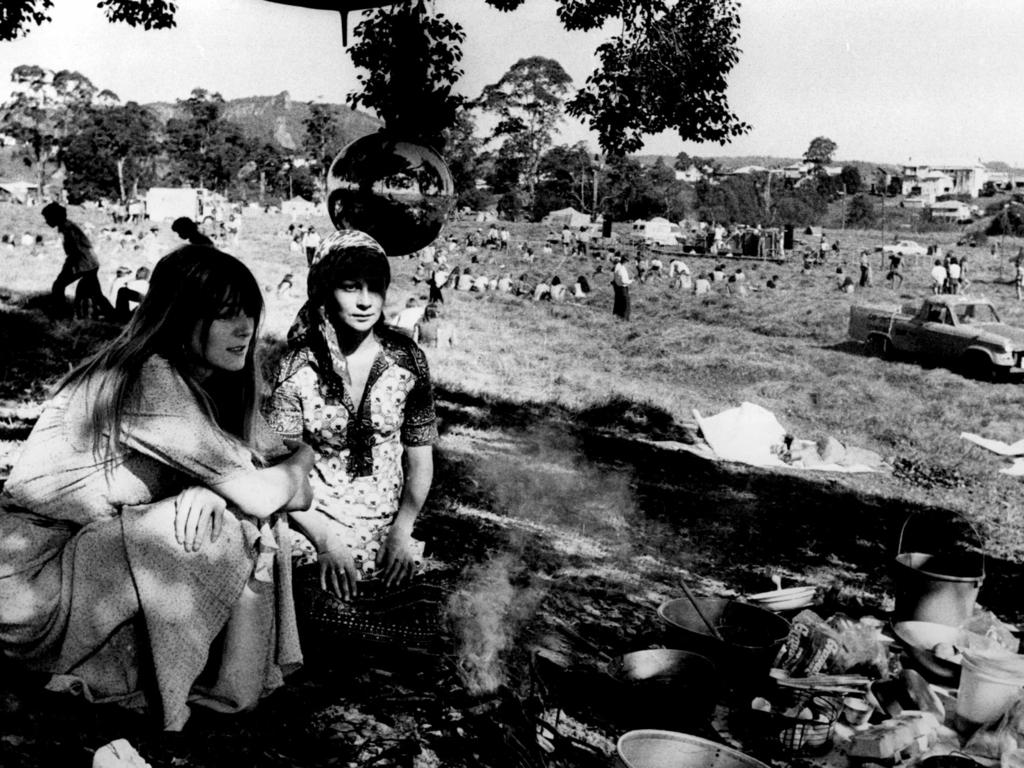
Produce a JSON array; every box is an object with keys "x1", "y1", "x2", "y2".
[
  {"x1": 0, "y1": 245, "x2": 314, "y2": 730},
  {"x1": 265, "y1": 230, "x2": 437, "y2": 603}
]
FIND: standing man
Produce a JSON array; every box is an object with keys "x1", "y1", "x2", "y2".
[
  {"x1": 887, "y1": 251, "x2": 904, "y2": 290},
  {"x1": 612, "y1": 253, "x2": 632, "y2": 321},
  {"x1": 302, "y1": 226, "x2": 322, "y2": 266},
  {"x1": 560, "y1": 224, "x2": 573, "y2": 257},
  {"x1": 43, "y1": 202, "x2": 112, "y2": 319},
  {"x1": 859, "y1": 250, "x2": 872, "y2": 288}
]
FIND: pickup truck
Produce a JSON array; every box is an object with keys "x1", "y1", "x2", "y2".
[{"x1": 848, "y1": 295, "x2": 1024, "y2": 379}]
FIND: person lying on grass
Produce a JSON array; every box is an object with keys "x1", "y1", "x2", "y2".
[
  {"x1": 0, "y1": 245, "x2": 315, "y2": 730},
  {"x1": 265, "y1": 230, "x2": 438, "y2": 601}
]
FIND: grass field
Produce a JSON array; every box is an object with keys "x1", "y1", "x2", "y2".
[
  {"x1": 5, "y1": 203, "x2": 1024, "y2": 552},
  {"x1": 4, "y1": 202, "x2": 1024, "y2": 765}
]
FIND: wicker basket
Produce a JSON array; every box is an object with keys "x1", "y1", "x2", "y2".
[{"x1": 748, "y1": 690, "x2": 841, "y2": 756}]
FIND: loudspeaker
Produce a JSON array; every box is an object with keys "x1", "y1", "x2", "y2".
[
  {"x1": 602, "y1": 217, "x2": 613, "y2": 239},
  {"x1": 783, "y1": 224, "x2": 794, "y2": 250}
]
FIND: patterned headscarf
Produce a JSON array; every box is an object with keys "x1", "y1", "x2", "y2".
[{"x1": 287, "y1": 229, "x2": 390, "y2": 477}]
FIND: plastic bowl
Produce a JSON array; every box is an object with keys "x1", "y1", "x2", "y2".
[
  {"x1": 617, "y1": 730, "x2": 771, "y2": 768},
  {"x1": 892, "y1": 621, "x2": 962, "y2": 684}
]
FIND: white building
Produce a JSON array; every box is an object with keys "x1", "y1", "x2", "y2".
[
  {"x1": 900, "y1": 161, "x2": 987, "y2": 199},
  {"x1": 674, "y1": 164, "x2": 704, "y2": 183},
  {"x1": 930, "y1": 200, "x2": 972, "y2": 223}
]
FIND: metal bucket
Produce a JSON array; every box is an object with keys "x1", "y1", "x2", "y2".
[{"x1": 892, "y1": 512, "x2": 985, "y2": 627}]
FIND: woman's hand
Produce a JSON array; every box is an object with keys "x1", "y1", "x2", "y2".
[
  {"x1": 375, "y1": 522, "x2": 417, "y2": 588},
  {"x1": 319, "y1": 533, "x2": 360, "y2": 601},
  {"x1": 174, "y1": 486, "x2": 227, "y2": 552},
  {"x1": 283, "y1": 438, "x2": 316, "y2": 474}
]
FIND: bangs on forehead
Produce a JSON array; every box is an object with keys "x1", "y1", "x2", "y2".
[
  {"x1": 216, "y1": 282, "x2": 262, "y2": 318},
  {"x1": 317, "y1": 245, "x2": 390, "y2": 295}
]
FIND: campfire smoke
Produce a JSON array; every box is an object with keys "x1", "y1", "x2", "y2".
[
  {"x1": 447, "y1": 554, "x2": 544, "y2": 697},
  {"x1": 446, "y1": 427, "x2": 639, "y2": 697}
]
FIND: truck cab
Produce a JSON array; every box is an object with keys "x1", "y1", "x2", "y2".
[{"x1": 849, "y1": 295, "x2": 1024, "y2": 379}]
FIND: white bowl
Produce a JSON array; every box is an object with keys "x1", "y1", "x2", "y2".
[
  {"x1": 746, "y1": 586, "x2": 816, "y2": 612},
  {"x1": 617, "y1": 730, "x2": 771, "y2": 768}
]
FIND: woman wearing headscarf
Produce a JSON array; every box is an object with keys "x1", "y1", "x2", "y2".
[{"x1": 265, "y1": 231, "x2": 437, "y2": 602}]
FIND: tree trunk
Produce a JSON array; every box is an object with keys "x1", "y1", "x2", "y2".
[
  {"x1": 116, "y1": 157, "x2": 126, "y2": 202},
  {"x1": 38, "y1": 158, "x2": 47, "y2": 204}
]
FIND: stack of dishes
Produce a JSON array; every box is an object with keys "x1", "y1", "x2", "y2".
[{"x1": 746, "y1": 586, "x2": 817, "y2": 613}]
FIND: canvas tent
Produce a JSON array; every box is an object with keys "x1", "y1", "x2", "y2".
[
  {"x1": 0, "y1": 181, "x2": 39, "y2": 204},
  {"x1": 145, "y1": 187, "x2": 201, "y2": 221},
  {"x1": 543, "y1": 207, "x2": 591, "y2": 229}
]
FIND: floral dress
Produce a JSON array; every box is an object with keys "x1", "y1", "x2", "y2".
[{"x1": 265, "y1": 328, "x2": 438, "y2": 578}]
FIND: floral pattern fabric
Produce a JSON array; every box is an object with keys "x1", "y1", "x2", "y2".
[{"x1": 265, "y1": 329, "x2": 438, "y2": 578}]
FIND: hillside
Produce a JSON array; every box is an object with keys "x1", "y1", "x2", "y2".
[{"x1": 144, "y1": 91, "x2": 381, "y2": 151}]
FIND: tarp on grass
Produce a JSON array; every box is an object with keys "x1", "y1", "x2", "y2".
[
  {"x1": 962, "y1": 432, "x2": 1024, "y2": 475},
  {"x1": 681, "y1": 401, "x2": 885, "y2": 472}
]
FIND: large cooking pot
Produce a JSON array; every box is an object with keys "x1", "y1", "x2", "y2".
[{"x1": 657, "y1": 597, "x2": 790, "y2": 685}]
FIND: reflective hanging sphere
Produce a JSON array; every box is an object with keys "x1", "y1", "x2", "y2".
[{"x1": 326, "y1": 134, "x2": 456, "y2": 256}]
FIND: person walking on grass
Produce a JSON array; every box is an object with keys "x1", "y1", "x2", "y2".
[
  {"x1": 887, "y1": 251, "x2": 904, "y2": 290},
  {"x1": 930, "y1": 260, "x2": 947, "y2": 295},
  {"x1": 43, "y1": 202, "x2": 113, "y2": 320},
  {"x1": 612, "y1": 253, "x2": 632, "y2": 321},
  {"x1": 859, "y1": 250, "x2": 872, "y2": 288},
  {"x1": 302, "y1": 226, "x2": 322, "y2": 267},
  {"x1": 946, "y1": 257, "x2": 962, "y2": 294}
]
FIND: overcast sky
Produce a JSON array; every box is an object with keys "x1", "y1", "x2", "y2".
[{"x1": 1, "y1": 0, "x2": 1023, "y2": 165}]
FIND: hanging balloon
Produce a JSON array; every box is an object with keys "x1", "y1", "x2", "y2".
[{"x1": 326, "y1": 133, "x2": 456, "y2": 256}]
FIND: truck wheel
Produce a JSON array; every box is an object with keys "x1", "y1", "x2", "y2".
[
  {"x1": 869, "y1": 336, "x2": 892, "y2": 358},
  {"x1": 961, "y1": 352, "x2": 999, "y2": 382}
]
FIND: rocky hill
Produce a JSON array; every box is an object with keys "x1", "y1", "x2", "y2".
[{"x1": 144, "y1": 91, "x2": 381, "y2": 151}]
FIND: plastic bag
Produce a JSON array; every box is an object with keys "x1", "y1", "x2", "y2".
[
  {"x1": 774, "y1": 610, "x2": 841, "y2": 675},
  {"x1": 965, "y1": 694, "x2": 1024, "y2": 761},
  {"x1": 960, "y1": 610, "x2": 1020, "y2": 655},
  {"x1": 825, "y1": 614, "x2": 894, "y2": 677}
]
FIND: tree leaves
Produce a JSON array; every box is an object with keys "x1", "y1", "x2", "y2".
[
  {"x1": 478, "y1": 57, "x2": 573, "y2": 204},
  {"x1": 804, "y1": 136, "x2": 838, "y2": 166},
  {"x1": 0, "y1": 0, "x2": 175, "y2": 40},
  {"x1": 0, "y1": 0, "x2": 53, "y2": 42},
  {"x1": 97, "y1": 0, "x2": 177, "y2": 30},
  {"x1": 566, "y1": 0, "x2": 749, "y2": 156},
  {"x1": 348, "y1": 3, "x2": 465, "y2": 149}
]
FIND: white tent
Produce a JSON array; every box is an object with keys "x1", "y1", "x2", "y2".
[
  {"x1": 543, "y1": 207, "x2": 591, "y2": 229},
  {"x1": 145, "y1": 187, "x2": 201, "y2": 221},
  {"x1": 0, "y1": 181, "x2": 39, "y2": 204}
]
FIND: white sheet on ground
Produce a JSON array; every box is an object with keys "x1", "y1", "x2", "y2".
[
  {"x1": 688, "y1": 401, "x2": 883, "y2": 473},
  {"x1": 961, "y1": 432, "x2": 1024, "y2": 476}
]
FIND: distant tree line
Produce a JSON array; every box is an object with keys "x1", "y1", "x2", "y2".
[
  {"x1": 1, "y1": 62, "x2": 870, "y2": 228},
  {"x1": 0, "y1": 66, "x2": 345, "y2": 205}
]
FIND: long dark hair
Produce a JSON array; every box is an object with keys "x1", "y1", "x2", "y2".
[{"x1": 61, "y1": 245, "x2": 264, "y2": 462}]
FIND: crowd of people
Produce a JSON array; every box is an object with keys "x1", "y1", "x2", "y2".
[{"x1": 8, "y1": 196, "x2": 1024, "y2": 745}]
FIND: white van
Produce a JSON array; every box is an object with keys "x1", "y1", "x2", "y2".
[{"x1": 631, "y1": 217, "x2": 683, "y2": 246}]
